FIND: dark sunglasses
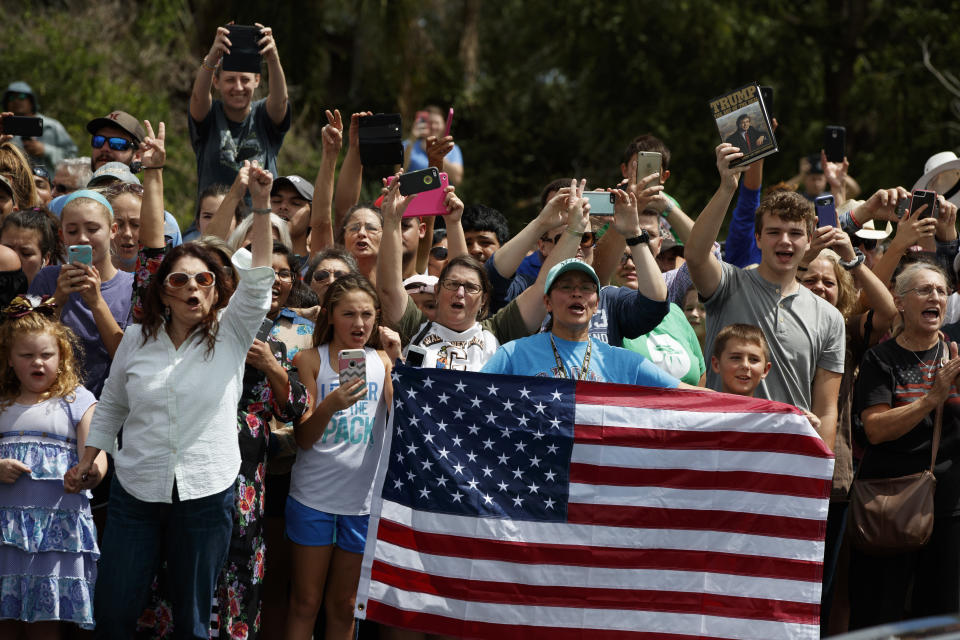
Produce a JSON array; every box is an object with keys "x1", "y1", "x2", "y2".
[
  {"x1": 91, "y1": 135, "x2": 134, "y2": 151},
  {"x1": 9, "y1": 93, "x2": 29, "y2": 101},
  {"x1": 312, "y1": 269, "x2": 349, "y2": 283},
  {"x1": 541, "y1": 231, "x2": 596, "y2": 248},
  {"x1": 52, "y1": 183, "x2": 75, "y2": 195},
  {"x1": 430, "y1": 246, "x2": 448, "y2": 260}
]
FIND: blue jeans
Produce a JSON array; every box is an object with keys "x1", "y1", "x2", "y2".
[{"x1": 93, "y1": 476, "x2": 234, "y2": 639}]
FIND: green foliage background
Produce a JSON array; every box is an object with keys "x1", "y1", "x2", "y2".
[{"x1": 4, "y1": 0, "x2": 960, "y2": 233}]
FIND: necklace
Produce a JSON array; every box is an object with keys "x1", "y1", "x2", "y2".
[
  {"x1": 550, "y1": 334, "x2": 592, "y2": 380},
  {"x1": 900, "y1": 337, "x2": 943, "y2": 381}
]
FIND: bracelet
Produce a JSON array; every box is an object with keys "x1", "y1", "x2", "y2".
[
  {"x1": 840, "y1": 249, "x2": 865, "y2": 271},
  {"x1": 201, "y1": 58, "x2": 217, "y2": 71},
  {"x1": 566, "y1": 229, "x2": 584, "y2": 237},
  {"x1": 251, "y1": 207, "x2": 272, "y2": 215},
  {"x1": 848, "y1": 207, "x2": 862, "y2": 229},
  {"x1": 142, "y1": 165, "x2": 164, "y2": 170}
]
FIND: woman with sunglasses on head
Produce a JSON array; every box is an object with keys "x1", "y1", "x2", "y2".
[
  {"x1": 378, "y1": 174, "x2": 591, "y2": 371},
  {"x1": 65, "y1": 141, "x2": 278, "y2": 639}
]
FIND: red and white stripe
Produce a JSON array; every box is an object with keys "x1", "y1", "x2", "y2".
[{"x1": 357, "y1": 385, "x2": 834, "y2": 640}]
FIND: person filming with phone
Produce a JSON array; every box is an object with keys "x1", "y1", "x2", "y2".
[{"x1": 190, "y1": 22, "x2": 291, "y2": 195}]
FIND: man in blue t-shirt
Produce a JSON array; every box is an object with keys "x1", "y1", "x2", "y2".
[
  {"x1": 483, "y1": 259, "x2": 683, "y2": 389},
  {"x1": 189, "y1": 23, "x2": 291, "y2": 195}
]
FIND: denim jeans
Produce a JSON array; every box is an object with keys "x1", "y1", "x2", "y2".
[{"x1": 93, "y1": 476, "x2": 234, "y2": 639}]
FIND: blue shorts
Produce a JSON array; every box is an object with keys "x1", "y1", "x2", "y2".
[{"x1": 284, "y1": 496, "x2": 369, "y2": 553}]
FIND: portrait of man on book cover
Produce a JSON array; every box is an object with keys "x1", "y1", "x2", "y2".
[{"x1": 723, "y1": 111, "x2": 768, "y2": 153}]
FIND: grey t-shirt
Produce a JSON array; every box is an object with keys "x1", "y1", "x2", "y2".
[
  {"x1": 703, "y1": 262, "x2": 845, "y2": 409},
  {"x1": 189, "y1": 98, "x2": 291, "y2": 194}
]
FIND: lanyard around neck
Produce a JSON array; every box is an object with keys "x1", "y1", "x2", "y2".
[{"x1": 550, "y1": 334, "x2": 592, "y2": 380}]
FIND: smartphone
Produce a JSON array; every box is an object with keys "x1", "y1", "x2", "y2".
[
  {"x1": 814, "y1": 195, "x2": 837, "y2": 228},
  {"x1": 759, "y1": 86, "x2": 774, "y2": 119},
  {"x1": 338, "y1": 349, "x2": 367, "y2": 389},
  {"x1": 358, "y1": 113, "x2": 403, "y2": 165},
  {"x1": 67, "y1": 244, "x2": 93, "y2": 265},
  {"x1": 635, "y1": 151, "x2": 662, "y2": 185},
  {"x1": 444, "y1": 108, "x2": 454, "y2": 137},
  {"x1": 399, "y1": 167, "x2": 441, "y2": 196},
  {"x1": 255, "y1": 318, "x2": 273, "y2": 343},
  {"x1": 2, "y1": 115, "x2": 43, "y2": 138},
  {"x1": 895, "y1": 197, "x2": 910, "y2": 219},
  {"x1": 583, "y1": 191, "x2": 615, "y2": 216},
  {"x1": 405, "y1": 344, "x2": 427, "y2": 367},
  {"x1": 387, "y1": 172, "x2": 450, "y2": 217},
  {"x1": 911, "y1": 189, "x2": 938, "y2": 220},
  {"x1": 221, "y1": 25, "x2": 262, "y2": 73},
  {"x1": 824, "y1": 125, "x2": 846, "y2": 163}
]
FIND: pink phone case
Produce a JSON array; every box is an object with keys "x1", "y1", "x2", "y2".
[{"x1": 387, "y1": 172, "x2": 450, "y2": 217}]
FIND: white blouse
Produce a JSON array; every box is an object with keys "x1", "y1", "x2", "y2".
[{"x1": 86, "y1": 252, "x2": 274, "y2": 503}]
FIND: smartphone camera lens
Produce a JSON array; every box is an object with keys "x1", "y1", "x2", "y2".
[
  {"x1": 349, "y1": 360, "x2": 357, "y2": 368},
  {"x1": 423, "y1": 175, "x2": 433, "y2": 186}
]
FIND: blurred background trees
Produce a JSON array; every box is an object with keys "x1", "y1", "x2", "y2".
[{"x1": 4, "y1": 0, "x2": 959, "y2": 231}]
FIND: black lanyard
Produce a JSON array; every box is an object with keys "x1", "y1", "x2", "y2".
[{"x1": 550, "y1": 334, "x2": 592, "y2": 380}]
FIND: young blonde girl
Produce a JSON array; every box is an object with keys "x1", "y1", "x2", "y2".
[
  {"x1": 285, "y1": 274, "x2": 395, "y2": 640},
  {"x1": 0, "y1": 296, "x2": 107, "y2": 636}
]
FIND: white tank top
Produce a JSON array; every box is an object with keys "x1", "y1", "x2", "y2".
[{"x1": 289, "y1": 345, "x2": 387, "y2": 515}]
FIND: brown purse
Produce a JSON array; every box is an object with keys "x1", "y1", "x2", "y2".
[{"x1": 847, "y1": 402, "x2": 943, "y2": 554}]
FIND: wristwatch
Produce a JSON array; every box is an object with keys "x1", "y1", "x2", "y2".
[
  {"x1": 625, "y1": 230, "x2": 650, "y2": 246},
  {"x1": 839, "y1": 249, "x2": 865, "y2": 270}
]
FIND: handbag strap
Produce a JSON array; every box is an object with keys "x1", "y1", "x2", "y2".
[{"x1": 930, "y1": 401, "x2": 944, "y2": 473}]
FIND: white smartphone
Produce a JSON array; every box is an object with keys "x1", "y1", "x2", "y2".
[{"x1": 338, "y1": 349, "x2": 367, "y2": 388}]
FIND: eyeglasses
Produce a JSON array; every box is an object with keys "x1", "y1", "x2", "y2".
[
  {"x1": 312, "y1": 269, "x2": 349, "y2": 283},
  {"x1": 345, "y1": 223, "x2": 382, "y2": 236},
  {"x1": 164, "y1": 271, "x2": 216, "y2": 288},
  {"x1": 620, "y1": 253, "x2": 635, "y2": 265},
  {"x1": 273, "y1": 269, "x2": 294, "y2": 282},
  {"x1": 553, "y1": 283, "x2": 598, "y2": 295},
  {"x1": 907, "y1": 285, "x2": 949, "y2": 298},
  {"x1": 540, "y1": 231, "x2": 596, "y2": 248},
  {"x1": 440, "y1": 279, "x2": 482, "y2": 294},
  {"x1": 91, "y1": 135, "x2": 134, "y2": 151},
  {"x1": 9, "y1": 93, "x2": 29, "y2": 101},
  {"x1": 52, "y1": 183, "x2": 75, "y2": 195},
  {"x1": 430, "y1": 246, "x2": 448, "y2": 260}
]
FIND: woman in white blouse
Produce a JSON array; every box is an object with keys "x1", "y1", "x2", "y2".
[{"x1": 66, "y1": 167, "x2": 277, "y2": 639}]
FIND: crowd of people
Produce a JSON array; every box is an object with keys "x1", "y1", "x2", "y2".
[{"x1": 2, "y1": 20, "x2": 960, "y2": 640}]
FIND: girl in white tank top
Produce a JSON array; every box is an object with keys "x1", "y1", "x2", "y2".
[{"x1": 285, "y1": 275, "x2": 394, "y2": 639}]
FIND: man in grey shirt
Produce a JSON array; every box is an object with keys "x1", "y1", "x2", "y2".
[{"x1": 686, "y1": 143, "x2": 845, "y2": 451}]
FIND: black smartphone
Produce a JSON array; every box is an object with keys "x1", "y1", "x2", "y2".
[
  {"x1": 358, "y1": 113, "x2": 403, "y2": 166},
  {"x1": 824, "y1": 125, "x2": 846, "y2": 163},
  {"x1": 911, "y1": 189, "x2": 938, "y2": 220},
  {"x1": 760, "y1": 86, "x2": 774, "y2": 119},
  {"x1": 405, "y1": 345, "x2": 427, "y2": 367},
  {"x1": 815, "y1": 195, "x2": 837, "y2": 228},
  {"x1": 221, "y1": 25, "x2": 262, "y2": 73},
  {"x1": 2, "y1": 115, "x2": 43, "y2": 138},
  {"x1": 399, "y1": 167, "x2": 441, "y2": 196}
]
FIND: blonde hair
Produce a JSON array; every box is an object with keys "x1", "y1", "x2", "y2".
[
  {"x1": 0, "y1": 314, "x2": 83, "y2": 409},
  {"x1": 808, "y1": 250, "x2": 857, "y2": 319},
  {"x1": 891, "y1": 262, "x2": 948, "y2": 338}
]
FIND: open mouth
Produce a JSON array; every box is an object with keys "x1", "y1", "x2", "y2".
[
  {"x1": 450, "y1": 301, "x2": 465, "y2": 310},
  {"x1": 185, "y1": 295, "x2": 200, "y2": 309},
  {"x1": 922, "y1": 307, "x2": 941, "y2": 320},
  {"x1": 568, "y1": 303, "x2": 586, "y2": 315},
  {"x1": 30, "y1": 371, "x2": 46, "y2": 379},
  {"x1": 775, "y1": 250, "x2": 794, "y2": 263}
]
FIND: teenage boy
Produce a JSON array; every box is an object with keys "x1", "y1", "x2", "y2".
[
  {"x1": 686, "y1": 143, "x2": 844, "y2": 450},
  {"x1": 271, "y1": 175, "x2": 312, "y2": 255},
  {"x1": 190, "y1": 23, "x2": 291, "y2": 194}
]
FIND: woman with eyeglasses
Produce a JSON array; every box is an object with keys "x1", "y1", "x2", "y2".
[
  {"x1": 849, "y1": 261, "x2": 960, "y2": 629},
  {"x1": 65, "y1": 147, "x2": 278, "y2": 639},
  {"x1": 378, "y1": 174, "x2": 590, "y2": 371},
  {"x1": 338, "y1": 204, "x2": 383, "y2": 285}
]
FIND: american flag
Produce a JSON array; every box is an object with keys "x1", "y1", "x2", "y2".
[{"x1": 356, "y1": 366, "x2": 834, "y2": 639}]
